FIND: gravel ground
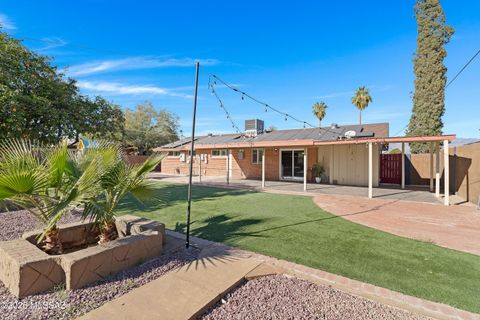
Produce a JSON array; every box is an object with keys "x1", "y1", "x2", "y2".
[
  {"x1": 200, "y1": 275, "x2": 430, "y2": 320},
  {"x1": 0, "y1": 210, "x2": 198, "y2": 320},
  {"x1": 0, "y1": 209, "x2": 82, "y2": 241}
]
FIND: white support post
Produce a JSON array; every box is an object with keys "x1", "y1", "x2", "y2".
[
  {"x1": 435, "y1": 142, "x2": 440, "y2": 198},
  {"x1": 198, "y1": 155, "x2": 202, "y2": 183},
  {"x1": 401, "y1": 142, "x2": 405, "y2": 189},
  {"x1": 303, "y1": 148, "x2": 308, "y2": 191},
  {"x1": 329, "y1": 146, "x2": 334, "y2": 184},
  {"x1": 429, "y1": 142, "x2": 434, "y2": 192},
  {"x1": 261, "y1": 149, "x2": 265, "y2": 189},
  {"x1": 444, "y1": 140, "x2": 450, "y2": 206},
  {"x1": 368, "y1": 142, "x2": 373, "y2": 199},
  {"x1": 226, "y1": 149, "x2": 230, "y2": 184}
]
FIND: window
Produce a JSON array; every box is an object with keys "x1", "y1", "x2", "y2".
[
  {"x1": 212, "y1": 149, "x2": 228, "y2": 157},
  {"x1": 168, "y1": 151, "x2": 181, "y2": 156},
  {"x1": 252, "y1": 149, "x2": 264, "y2": 164}
]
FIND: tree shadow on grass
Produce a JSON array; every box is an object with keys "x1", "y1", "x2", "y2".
[
  {"x1": 173, "y1": 214, "x2": 265, "y2": 244},
  {"x1": 117, "y1": 183, "x2": 252, "y2": 213}
]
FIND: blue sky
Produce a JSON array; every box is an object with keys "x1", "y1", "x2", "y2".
[{"x1": 1, "y1": 0, "x2": 479, "y2": 137}]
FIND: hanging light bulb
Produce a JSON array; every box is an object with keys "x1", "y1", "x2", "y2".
[
  {"x1": 303, "y1": 122, "x2": 306, "y2": 129},
  {"x1": 264, "y1": 105, "x2": 268, "y2": 112},
  {"x1": 285, "y1": 114, "x2": 288, "y2": 121},
  {"x1": 241, "y1": 94, "x2": 244, "y2": 100}
]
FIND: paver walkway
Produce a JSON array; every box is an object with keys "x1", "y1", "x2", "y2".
[{"x1": 313, "y1": 194, "x2": 480, "y2": 256}]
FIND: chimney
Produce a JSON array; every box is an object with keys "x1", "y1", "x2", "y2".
[{"x1": 244, "y1": 119, "x2": 264, "y2": 137}]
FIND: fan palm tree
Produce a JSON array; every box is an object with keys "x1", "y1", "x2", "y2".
[
  {"x1": 351, "y1": 86, "x2": 372, "y2": 125},
  {"x1": 312, "y1": 101, "x2": 328, "y2": 128},
  {"x1": 83, "y1": 153, "x2": 164, "y2": 243},
  {"x1": 0, "y1": 139, "x2": 108, "y2": 253}
]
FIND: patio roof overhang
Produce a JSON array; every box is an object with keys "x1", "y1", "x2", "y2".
[{"x1": 154, "y1": 134, "x2": 456, "y2": 152}]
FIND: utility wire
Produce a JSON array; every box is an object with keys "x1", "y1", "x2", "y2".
[
  {"x1": 395, "y1": 48, "x2": 480, "y2": 137},
  {"x1": 446, "y1": 48, "x2": 480, "y2": 88}
]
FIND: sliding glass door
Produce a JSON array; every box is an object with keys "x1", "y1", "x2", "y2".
[{"x1": 281, "y1": 150, "x2": 304, "y2": 180}]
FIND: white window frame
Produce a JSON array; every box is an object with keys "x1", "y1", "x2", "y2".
[
  {"x1": 168, "y1": 151, "x2": 181, "y2": 157},
  {"x1": 212, "y1": 149, "x2": 228, "y2": 157},
  {"x1": 251, "y1": 148, "x2": 264, "y2": 165}
]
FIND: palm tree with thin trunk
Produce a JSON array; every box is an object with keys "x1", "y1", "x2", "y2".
[
  {"x1": 351, "y1": 86, "x2": 372, "y2": 125},
  {"x1": 312, "y1": 101, "x2": 328, "y2": 128}
]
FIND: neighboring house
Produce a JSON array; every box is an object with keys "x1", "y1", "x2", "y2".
[{"x1": 154, "y1": 119, "x2": 456, "y2": 205}]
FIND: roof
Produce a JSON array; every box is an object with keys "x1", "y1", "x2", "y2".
[
  {"x1": 154, "y1": 123, "x2": 384, "y2": 151},
  {"x1": 153, "y1": 122, "x2": 455, "y2": 151}
]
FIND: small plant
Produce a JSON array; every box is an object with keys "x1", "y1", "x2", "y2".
[
  {"x1": 53, "y1": 283, "x2": 68, "y2": 300},
  {"x1": 0, "y1": 139, "x2": 108, "y2": 253},
  {"x1": 83, "y1": 152, "x2": 165, "y2": 244},
  {"x1": 312, "y1": 163, "x2": 325, "y2": 177}
]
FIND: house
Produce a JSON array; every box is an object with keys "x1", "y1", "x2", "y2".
[{"x1": 154, "y1": 120, "x2": 456, "y2": 205}]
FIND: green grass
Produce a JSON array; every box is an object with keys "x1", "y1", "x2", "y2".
[{"x1": 118, "y1": 181, "x2": 480, "y2": 313}]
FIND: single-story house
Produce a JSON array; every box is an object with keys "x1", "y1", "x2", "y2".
[{"x1": 154, "y1": 120, "x2": 456, "y2": 205}]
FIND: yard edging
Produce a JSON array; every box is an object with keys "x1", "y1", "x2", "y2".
[{"x1": 168, "y1": 230, "x2": 480, "y2": 320}]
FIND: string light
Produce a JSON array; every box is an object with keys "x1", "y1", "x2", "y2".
[
  {"x1": 209, "y1": 74, "x2": 316, "y2": 128},
  {"x1": 207, "y1": 74, "x2": 369, "y2": 144},
  {"x1": 208, "y1": 80, "x2": 242, "y2": 134}
]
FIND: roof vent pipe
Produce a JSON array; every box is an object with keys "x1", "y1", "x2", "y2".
[{"x1": 331, "y1": 123, "x2": 339, "y2": 129}]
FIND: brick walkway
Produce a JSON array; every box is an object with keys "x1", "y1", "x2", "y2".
[{"x1": 313, "y1": 194, "x2": 480, "y2": 256}]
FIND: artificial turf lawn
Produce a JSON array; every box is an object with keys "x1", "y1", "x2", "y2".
[{"x1": 118, "y1": 181, "x2": 480, "y2": 313}]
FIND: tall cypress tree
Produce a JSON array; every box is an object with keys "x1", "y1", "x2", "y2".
[{"x1": 407, "y1": 0, "x2": 454, "y2": 153}]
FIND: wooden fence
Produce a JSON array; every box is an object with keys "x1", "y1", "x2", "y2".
[
  {"x1": 125, "y1": 155, "x2": 162, "y2": 172},
  {"x1": 407, "y1": 142, "x2": 480, "y2": 204}
]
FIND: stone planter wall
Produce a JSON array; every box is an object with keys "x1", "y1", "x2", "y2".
[{"x1": 0, "y1": 215, "x2": 165, "y2": 298}]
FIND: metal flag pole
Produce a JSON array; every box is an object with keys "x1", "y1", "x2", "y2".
[{"x1": 186, "y1": 62, "x2": 200, "y2": 248}]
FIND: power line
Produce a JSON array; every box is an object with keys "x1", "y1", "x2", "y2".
[
  {"x1": 209, "y1": 75, "x2": 316, "y2": 129},
  {"x1": 446, "y1": 48, "x2": 480, "y2": 88},
  {"x1": 395, "y1": 48, "x2": 480, "y2": 137}
]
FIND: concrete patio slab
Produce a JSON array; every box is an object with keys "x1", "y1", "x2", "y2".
[
  {"x1": 313, "y1": 194, "x2": 480, "y2": 256},
  {"x1": 149, "y1": 173, "x2": 451, "y2": 204}
]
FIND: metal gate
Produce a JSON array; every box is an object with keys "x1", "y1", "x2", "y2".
[{"x1": 380, "y1": 154, "x2": 402, "y2": 184}]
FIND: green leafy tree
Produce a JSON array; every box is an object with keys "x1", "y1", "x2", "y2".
[
  {"x1": 351, "y1": 86, "x2": 372, "y2": 125},
  {"x1": 0, "y1": 31, "x2": 124, "y2": 143},
  {"x1": 124, "y1": 102, "x2": 179, "y2": 154},
  {"x1": 312, "y1": 101, "x2": 328, "y2": 127},
  {"x1": 407, "y1": 0, "x2": 454, "y2": 153}
]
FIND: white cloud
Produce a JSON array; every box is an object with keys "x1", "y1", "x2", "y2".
[
  {"x1": 34, "y1": 37, "x2": 68, "y2": 52},
  {"x1": 0, "y1": 13, "x2": 16, "y2": 30},
  {"x1": 66, "y1": 57, "x2": 219, "y2": 76},
  {"x1": 77, "y1": 81, "x2": 192, "y2": 98}
]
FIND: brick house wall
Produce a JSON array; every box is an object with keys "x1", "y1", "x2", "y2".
[{"x1": 160, "y1": 146, "x2": 318, "y2": 182}]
